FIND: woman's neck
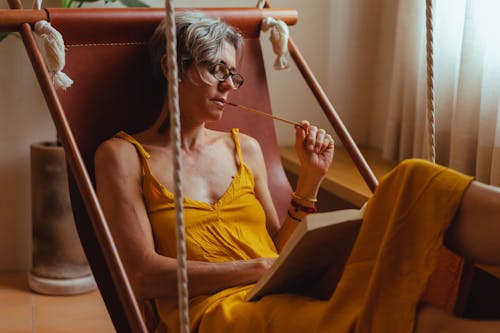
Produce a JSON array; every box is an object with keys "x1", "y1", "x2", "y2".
[
  {"x1": 149, "y1": 105, "x2": 208, "y2": 151},
  {"x1": 178, "y1": 125, "x2": 207, "y2": 152}
]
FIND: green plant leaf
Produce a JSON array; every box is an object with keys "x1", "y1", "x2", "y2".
[
  {"x1": 119, "y1": 0, "x2": 149, "y2": 7},
  {"x1": 0, "y1": 32, "x2": 11, "y2": 42},
  {"x1": 60, "y1": 0, "x2": 72, "y2": 7}
]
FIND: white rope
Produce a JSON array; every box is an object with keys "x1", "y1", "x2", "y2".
[
  {"x1": 425, "y1": 0, "x2": 436, "y2": 163},
  {"x1": 261, "y1": 16, "x2": 290, "y2": 70},
  {"x1": 257, "y1": 0, "x2": 290, "y2": 70},
  {"x1": 164, "y1": 1, "x2": 190, "y2": 333},
  {"x1": 32, "y1": 0, "x2": 73, "y2": 90},
  {"x1": 34, "y1": 21, "x2": 73, "y2": 90},
  {"x1": 32, "y1": 0, "x2": 42, "y2": 9}
]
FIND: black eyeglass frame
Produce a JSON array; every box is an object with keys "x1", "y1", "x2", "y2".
[{"x1": 209, "y1": 62, "x2": 244, "y2": 89}]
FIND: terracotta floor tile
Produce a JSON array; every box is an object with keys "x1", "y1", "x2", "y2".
[
  {"x1": 1, "y1": 272, "x2": 114, "y2": 333},
  {"x1": 0, "y1": 301, "x2": 32, "y2": 333},
  {"x1": 0, "y1": 322, "x2": 32, "y2": 333},
  {"x1": 33, "y1": 291, "x2": 114, "y2": 332}
]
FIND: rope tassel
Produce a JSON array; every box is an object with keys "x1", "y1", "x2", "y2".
[
  {"x1": 261, "y1": 17, "x2": 290, "y2": 70},
  {"x1": 34, "y1": 21, "x2": 73, "y2": 90}
]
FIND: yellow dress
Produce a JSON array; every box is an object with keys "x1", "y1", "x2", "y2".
[{"x1": 116, "y1": 130, "x2": 473, "y2": 333}]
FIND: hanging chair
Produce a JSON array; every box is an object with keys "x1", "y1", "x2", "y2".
[{"x1": 0, "y1": 3, "x2": 472, "y2": 332}]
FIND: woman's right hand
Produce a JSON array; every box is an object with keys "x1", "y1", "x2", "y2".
[
  {"x1": 253, "y1": 257, "x2": 277, "y2": 271},
  {"x1": 236, "y1": 257, "x2": 277, "y2": 283},
  {"x1": 294, "y1": 120, "x2": 334, "y2": 178}
]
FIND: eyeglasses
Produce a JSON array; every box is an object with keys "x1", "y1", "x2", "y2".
[{"x1": 209, "y1": 62, "x2": 244, "y2": 89}]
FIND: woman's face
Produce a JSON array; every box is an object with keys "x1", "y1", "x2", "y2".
[{"x1": 178, "y1": 41, "x2": 239, "y2": 125}]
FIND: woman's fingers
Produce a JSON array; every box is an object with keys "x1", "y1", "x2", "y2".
[
  {"x1": 295, "y1": 121, "x2": 307, "y2": 141},
  {"x1": 296, "y1": 120, "x2": 333, "y2": 155},
  {"x1": 306, "y1": 126, "x2": 331, "y2": 153},
  {"x1": 323, "y1": 134, "x2": 335, "y2": 154},
  {"x1": 315, "y1": 129, "x2": 326, "y2": 152},
  {"x1": 306, "y1": 125, "x2": 318, "y2": 151},
  {"x1": 318, "y1": 133, "x2": 332, "y2": 153}
]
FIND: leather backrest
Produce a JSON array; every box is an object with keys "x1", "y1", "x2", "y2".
[
  {"x1": 48, "y1": 7, "x2": 296, "y2": 331},
  {"x1": 51, "y1": 7, "x2": 295, "y2": 222}
]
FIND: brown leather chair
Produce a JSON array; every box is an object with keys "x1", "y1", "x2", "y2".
[{"x1": 48, "y1": 7, "x2": 297, "y2": 332}]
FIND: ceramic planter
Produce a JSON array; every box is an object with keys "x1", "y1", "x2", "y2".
[{"x1": 28, "y1": 141, "x2": 96, "y2": 295}]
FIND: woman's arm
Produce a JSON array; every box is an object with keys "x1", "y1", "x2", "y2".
[
  {"x1": 94, "y1": 139, "x2": 274, "y2": 301},
  {"x1": 274, "y1": 121, "x2": 334, "y2": 248},
  {"x1": 244, "y1": 121, "x2": 334, "y2": 252}
]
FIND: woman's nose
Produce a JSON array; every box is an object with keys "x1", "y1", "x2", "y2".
[{"x1": 219, "y1": 76, "x2": 236, "y2": 91}]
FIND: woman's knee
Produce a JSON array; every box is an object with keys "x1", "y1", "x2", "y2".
[
  {"x1": 393, "y1": 158, "x2": 441, "y2": 176},
  {"x1": 378, "y1": 158, "x2": 445, "y2": 193}
]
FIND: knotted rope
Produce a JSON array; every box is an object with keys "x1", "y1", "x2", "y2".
[
  {"x1": 425, "y1": 0, "x2": 436, "y2": 163},
  {"x1": 34, "y1": 21, "x2": 73, "y2": 90},
  {"x1": 32, "y1": 0, "x2": 73, "y2": 90},
  {"x1": 261, "y1": 17, "x2": 290, "y2": 70},
  {"x1": 256, "y1": 0, "x2": 265, "y2": 9},
  {"x1": 164, "y1": 1, "x2": 189, "y2": 333},
  {"x1": 257, "y1": 0, "x2": 290, "y2": 70}
]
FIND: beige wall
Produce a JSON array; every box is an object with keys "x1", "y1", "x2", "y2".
[
  {"x1": 0, "y1": 0, "x2": 381, "y2": 270},
  {"x1": 0, "y1": 7, "x2": 56, "y2": 270},
  {"x1": 326, "y1": 1, "x2": 382, "y2": 144}
]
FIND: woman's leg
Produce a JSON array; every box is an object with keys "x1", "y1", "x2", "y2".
[
  {"x1": 446, "y1": 181, "x2": 500, "y2": 265},
  {"x1": 415, "y1": 180, "x2": 500, "y2": 333},
  {"x1": 415, "y1": 304, "x2": 500, "y2": 333}
]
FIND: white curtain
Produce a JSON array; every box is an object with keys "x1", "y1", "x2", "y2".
[{"x1": 378, "y1": 0, "x2": 500, "y2": 186}]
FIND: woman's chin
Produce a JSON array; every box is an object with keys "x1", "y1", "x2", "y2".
[{"x1": 211, "y1": 108, "x2": 224, "y2": 119}]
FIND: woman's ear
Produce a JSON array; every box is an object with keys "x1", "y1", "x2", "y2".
[
  {"x1": 161, "y1": 54, "x2": 183, "y2": 83},
  {"x1": 160, "y1": 54, "x2": 168, "y2": 78}
]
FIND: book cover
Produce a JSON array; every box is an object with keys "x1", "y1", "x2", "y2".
[{"x1": 246, "y1": 209, "x2": 363, "y2": 301}]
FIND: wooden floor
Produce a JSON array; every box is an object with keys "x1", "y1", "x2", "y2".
[{"x1": 0, "y1": 272, "x2": 114, "y2": 333}]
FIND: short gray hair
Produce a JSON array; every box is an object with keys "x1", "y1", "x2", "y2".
[{"x1": 148, "y1": 11, "x2": 243, "y2": 88}]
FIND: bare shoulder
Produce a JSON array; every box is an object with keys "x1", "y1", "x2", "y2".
[
  {"x1": 236, "y1": 132, "x2": 266, "y2": 177},
  {"x1": 94, "y1": 137, "x2": 141, "y2": 177},
  {"x1": 237, "y1": 132, "x2": 264, "y2": 159},
  {"x1": 205, "y1": 129, "x2": 261, "y2": 154}
]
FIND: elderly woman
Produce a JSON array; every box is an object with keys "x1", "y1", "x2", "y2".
[{"x1": 94, "y1": 11, "x2": 500, "y2": 333}]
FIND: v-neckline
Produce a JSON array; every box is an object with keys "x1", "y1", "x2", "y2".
[
  {"x1": 147, "y1": 165, "x2": 243, "y2": 209},
  {"x1": 116, "y1": 130, "x2": 246, "y2": 209}
]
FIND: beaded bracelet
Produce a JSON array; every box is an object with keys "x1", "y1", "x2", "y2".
[
  {"x1": 290, "y1": 199, "x2": 317, "y2": 214},
  {"x1": 292, "y1": 192, "x2": 318, "y2": 203},
  {"x1": 287, "y1": 209, "x2": 302, "y2": 222}
]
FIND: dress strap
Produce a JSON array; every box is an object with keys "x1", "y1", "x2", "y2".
[
  {"x1": 114, "y1": 131, "x2": 153, "y2": 175},
  {"x1": 231, "y1": 128, "x2": 244, "y2": 165}
]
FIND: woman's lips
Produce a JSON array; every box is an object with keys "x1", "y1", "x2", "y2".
[{"x1": 211, "y1": 98, "x2": 226, "y2": 109}]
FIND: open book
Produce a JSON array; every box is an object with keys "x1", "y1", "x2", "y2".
[{"x1": 246, "y1": 209, "x2": 363, "y2": 301}]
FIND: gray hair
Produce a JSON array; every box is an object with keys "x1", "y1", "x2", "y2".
[{"x1": 148, "y1": 11, "x2": 244, "y2": 88}]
